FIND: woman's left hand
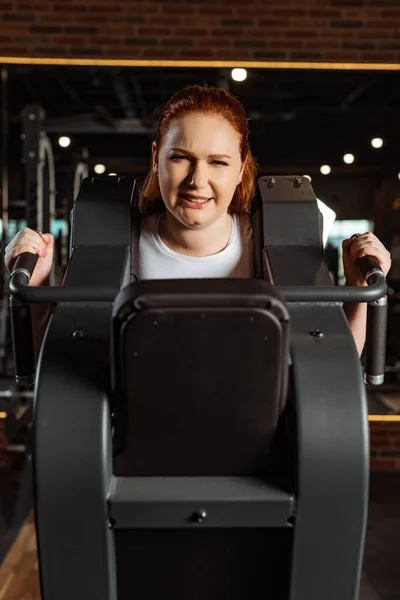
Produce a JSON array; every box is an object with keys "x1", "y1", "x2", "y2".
[{"x1": 342, "y1": 232, "x2": 391, "y2": 286}]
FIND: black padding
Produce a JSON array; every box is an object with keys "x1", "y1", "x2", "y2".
[
  {"x1": 111, "y1": 279, "x2": 290, "y2": 476},
  {"x1": 115, "y1": 528, "x2": 292, "y2": 600},
  {"x1": 71, "y1": 176, "x2": 134, "y2": 248}
]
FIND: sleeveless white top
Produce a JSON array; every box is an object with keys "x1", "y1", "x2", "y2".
[{"x1": 138, "y1": 213, "x2": 254, "y2": 280}]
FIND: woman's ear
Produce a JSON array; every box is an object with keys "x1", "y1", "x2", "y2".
[{"x1": 152, "y1": 142, "x2": 158, "y2": 173}]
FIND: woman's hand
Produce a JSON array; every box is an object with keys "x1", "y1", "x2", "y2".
[
  {"x1": 342, "y1": 232, "x2": 391, "y2": 287},
  {"x1": 4, "y1": 228, "x2": 54, "y2": 287}
]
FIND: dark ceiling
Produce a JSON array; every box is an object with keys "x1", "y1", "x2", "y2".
[{"x1": 4, "y1": 64, "x2": 400, "y2": 172}]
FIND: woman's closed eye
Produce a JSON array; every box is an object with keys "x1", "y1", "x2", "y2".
[
  {"x1": 170, "y1": 154, "x2": 188, "y2": 161},
  {"x1": 170, "y1": 154, "x2": 228, "y2": 166}
]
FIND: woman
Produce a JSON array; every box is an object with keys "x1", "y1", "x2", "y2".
[{"x1": 4, "y1": 84, "x2": 391, "y2": 356}]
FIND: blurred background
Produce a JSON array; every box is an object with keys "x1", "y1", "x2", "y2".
[{"x1": 1, "y1": 1, "x2": 400, "y2": 598}]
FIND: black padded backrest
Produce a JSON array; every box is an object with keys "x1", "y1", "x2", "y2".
[
  {"x1": 70, "y1": 176, "x2": 134, "y2": 250},
  {"x1": 111, "y1": 279, "x2": 290, "y2": 476}
]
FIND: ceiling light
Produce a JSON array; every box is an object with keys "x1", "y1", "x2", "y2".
[
  {"x1": 343, "y1": 153, "x2": 355, "y2": 164},
  {"x1": 94, "y1": 164, "x2": 106, "y2": 174},
  {"x1": 303, "y1": 174, "x2": 312, "y2": 181},
  {"x1": 108, "y1": 173, "x2": 117, "y2": 176},
  {"x1": 231, "y1": 68, "x2": 247, "y2": 82},
  {"x1": 320, "y1": 165, "x2": 331, "y2": 175},
  {"x1": 371, "y1": 137, "x2": 383, "y2": 149},
  {"x1": 58, "y1": 136, "x2": 71, "y2": 148}
]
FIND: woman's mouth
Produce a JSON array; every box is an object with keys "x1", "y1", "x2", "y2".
[{"x1": 179, "y1": 194, "x2": 212, "y2": 208}]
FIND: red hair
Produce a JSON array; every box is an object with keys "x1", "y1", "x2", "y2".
[{"x1": 139, "y1": 84, "x2": 258, "y2": 215}]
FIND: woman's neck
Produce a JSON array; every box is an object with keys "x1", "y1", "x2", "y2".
[{"x1": 159, "y1": 211, "x2": 233, "y2": 257}]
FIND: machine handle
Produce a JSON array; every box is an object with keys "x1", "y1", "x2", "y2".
[
  {"x1": 364, "y1": 295, "x2": 387, "y2": 386},
  {"x1": 355, "y1": 253, "x2": 387, "y2": 386},
  {"x1": 356, "y1": 255, "x2": 384, "y2": 284},
  {"x1": 9, "y1": 252, "x2": 39, "y2": 292},
  {"x1": 9, "y1": 252, "x2": 39, "y2": 388},
  {"x1": 7, "y1": 250, "x2": 388, "y2": 387}
]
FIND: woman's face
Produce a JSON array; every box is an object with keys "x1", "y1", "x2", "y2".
[{"x1": 153, "y1": 113, "x2": 244, "y2": 229}]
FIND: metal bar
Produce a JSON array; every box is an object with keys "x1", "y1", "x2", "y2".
[
  {"x1": 1, "y1": 67, "x2": 9, "y2": 239},
  {"x1": 282, "y1": 275, "x2": 387, "y2": 303},
  {"x1": 364, "y1": 295, "x2": 388, "y2": 385},
  {"x1": 113, "y1": 74, "x2": 136, "y2": 118},
  {"x1": 110, "y1": 476, "x2": 294, "y2": 529},
  {"x1": 38, "y1": 134, "x2": 56, "y2": 284},
  {"x1": 8, "y1": 276, "x2": 387, "y2": 304},
  {"x1": 73, "y1": 163, "x2": 89, "y2": 201},
  {"x1": 0, "y1": 67, "x2": 9, "y2": 373},
  {"x1": 21, "y1": 105, "x2": 42, "y2": 230}
]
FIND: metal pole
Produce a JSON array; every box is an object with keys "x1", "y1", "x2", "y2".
[
  {"x1": 1, "y1": 67, "x2": 9, "y2": 261},
  {"x1": 0, "y1": 67, "x2": 9, "y2": 374}
]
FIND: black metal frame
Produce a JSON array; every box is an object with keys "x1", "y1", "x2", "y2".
[{"x1": 7, "y1": 175, "x2": 379, "y2": 599}]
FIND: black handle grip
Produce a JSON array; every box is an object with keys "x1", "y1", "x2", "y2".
[
  {"x1": 9, "y1": 295, "x2": 36, "y2": 387},
  {"x1": 364, "y1": 297, "x2": 388, "y2": 385},
  {"x1": 351, "y1": 240, "x2": 387, "y2": 385},
  {"x1": 11, "y1": 252, "x2": 39, "y2": 283},
  {"x1": 9, "y1": 252, "x2": 39, "y2": 388},
  {"x1": 356, "y1": 255, "x2": 384, "y2": 283}
]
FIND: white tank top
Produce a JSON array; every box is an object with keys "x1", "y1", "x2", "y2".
[{"x1": 138, "y1": 212, "x2": 254, "y2": 280}]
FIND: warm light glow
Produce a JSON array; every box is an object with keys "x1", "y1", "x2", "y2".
[
  {"x1": 320, "y1": 165, "x2": 331, "y2": 175},
  {"x1": 94, "y1": 164, "x2": 106, "y2": 174},
  {"x1": 343, "y1": 153, "x2": 355, "y2": 164},
  {"x1": 58, "y1": 136, "x2": 71, "y2": 148},
  {"x1": 368, "y1": 415, "x2": 400, "y2": 422},
  {"x1": 303, "y1": 174, "x2": 312, "y2": 181},
  {"x1": 2, "y1": 57, "x2": 400, "y2": 71},
  {"x1": 231, "y1": 68, "x2": 247, "y2": 82},
  {"x1": 398, "y1": 172, "x2": 400, "y2": 180},
  {"x1": 0, "y1": 412, "x2": 6, "y2": 419},
  {"x1": 108, "y1": 173, "x2": 117, "y2": 176},
  {"x1": 371, "y1": 137, "x2": 383, "y2": 148}
]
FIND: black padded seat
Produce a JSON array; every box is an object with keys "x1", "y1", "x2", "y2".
[
  {"x1": 112, "y1": 278, "x2": 290, "y2": 476},
  {"x1": 110, "y1": 278, "x2": 292, "y2": 599}
]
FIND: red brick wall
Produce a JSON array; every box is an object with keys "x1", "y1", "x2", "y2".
[
  {"x1": 370, "y1": 420, "x2": 400, "y2": 471},
  {"x1": 0, "y1": 1, "x2": 400, "y2": 62}
]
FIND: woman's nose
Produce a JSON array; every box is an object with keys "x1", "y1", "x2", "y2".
[{"x1": 189, "y1": 162, "x2": 208, "y2": 188}]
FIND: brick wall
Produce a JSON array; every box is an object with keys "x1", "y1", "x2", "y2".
[
  {"x1": 0, "y1": 0, "x2": 400, "y2": 63},
  {"x1": 370, "y1": 420, "x2": 400, "y2": 471}
]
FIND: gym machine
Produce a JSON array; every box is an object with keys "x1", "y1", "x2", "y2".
[{"x1": 9, "y1": 175, "x2": 387, "y2": 599}]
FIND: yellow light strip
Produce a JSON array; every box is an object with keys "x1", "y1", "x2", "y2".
[
  {"x1": 1, "y1": 57, "x2": 400, "y2": 71},
  {"x1": 0, "y1": 410, "x2": 398, "y2": 421},
  {"x1": 368, "y1": 415, "x2": 400, "y2": 422}
]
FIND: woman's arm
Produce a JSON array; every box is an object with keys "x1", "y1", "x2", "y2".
[
  {"x1": 343, "y1": 299, "x2": 367, "y2": 356},
  {"x1": 4, "y1": 229, "x2": 55, "y2": 364},
  {"x1": 342, "y1": 233, "x2": 391, "y2": 356}
]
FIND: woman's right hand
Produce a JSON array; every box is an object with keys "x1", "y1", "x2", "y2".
[{"x1": 4, "y1": 228, "x2": 54, "y2": 287}]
